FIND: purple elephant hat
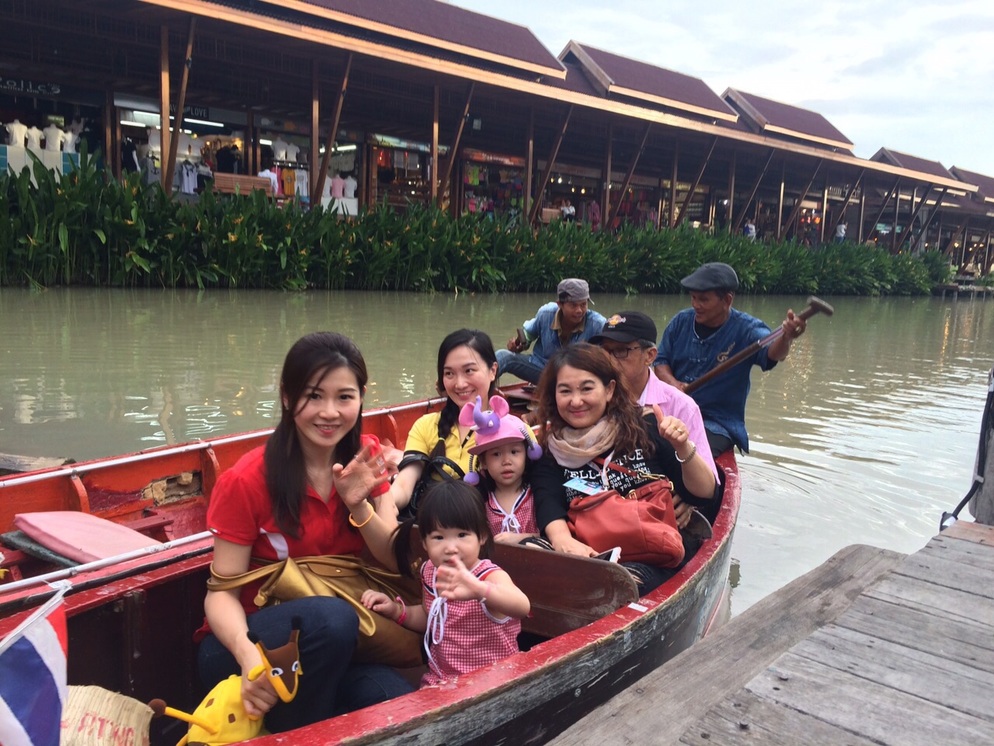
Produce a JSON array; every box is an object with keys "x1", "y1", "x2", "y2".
[{"x1": 458, "y1": 395, "x2": 542, "y2": 485}]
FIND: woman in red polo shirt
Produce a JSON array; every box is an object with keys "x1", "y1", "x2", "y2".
[{"x1": 197, "y1": 332, "x2": 411, "y2": 731}]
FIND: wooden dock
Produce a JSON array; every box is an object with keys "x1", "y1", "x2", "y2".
[{"x1": 551, "y1": 521, "x2": 994, "y2": 745}]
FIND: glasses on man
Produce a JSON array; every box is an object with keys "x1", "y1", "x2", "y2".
[{"x1": 606, "y1": 344, "x2": 644, "y2": 360}]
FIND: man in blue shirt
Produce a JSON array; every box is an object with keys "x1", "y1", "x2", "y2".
[
  {"x1": 497, "y1": 278, "x2": 606, "y2": 384},
  {"x1": 653, "y1": 263, "x2": 806, "y2": 456}
]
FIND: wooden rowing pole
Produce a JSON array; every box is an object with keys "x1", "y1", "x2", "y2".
[{"x1": 684, "y1": 296, "x2": 834, "y2": 395}]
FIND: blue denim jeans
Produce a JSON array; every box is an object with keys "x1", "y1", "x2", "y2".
[
  {"x1": 197, "y1": 597, "x2": 413, "y2": 732},
  {"x1": 496, "y1": 349, "x2": 544, "y2": 384}
]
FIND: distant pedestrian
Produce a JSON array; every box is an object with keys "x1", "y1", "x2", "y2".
[
  {"x1": 743, "y1": 218, "x2": 757, "y2": 241},
  {"x1": 835, "y1": 222, "x2": 847, "y2": 244}
]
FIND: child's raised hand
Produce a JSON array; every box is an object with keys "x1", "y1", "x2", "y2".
[{"x1": 435, "y1": 555, "x2": 486, "y2": 602}]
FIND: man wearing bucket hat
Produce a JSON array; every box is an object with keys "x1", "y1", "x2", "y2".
[
  {"x1": 653, "y1": 262, "x2": 806, "y2": 456},
  {"x1": 592, "y1": 311, "x2": 719, "y2": 483},
  {"x1": 496, "y1": 278, "x2": 606, "y2": 384}
]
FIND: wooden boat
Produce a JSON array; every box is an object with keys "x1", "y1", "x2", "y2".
[{"x1": 0, "y1": 388, "x2": 740, "y2": 745}]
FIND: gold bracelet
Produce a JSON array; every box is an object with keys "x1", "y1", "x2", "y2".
[
  {"x1": 675, "y1": 441, "x2": 697, "y2": 464},
  {"x1": 348, "y1": 509, "x2": 375, "y2": 528}
]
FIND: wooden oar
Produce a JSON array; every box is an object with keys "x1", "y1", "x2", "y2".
[{"x1": 684, "y1": 296, "x2": 834, "y2": 395}]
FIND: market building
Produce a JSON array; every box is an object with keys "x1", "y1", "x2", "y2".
[{"x1": 1, "y1": 0, "x2": 991, "y2": 271}]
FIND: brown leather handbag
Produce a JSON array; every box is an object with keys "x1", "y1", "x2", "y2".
[
  {"x1": 207, "y1": 555, "x2": 422, "y2": 668},
  {"x1": 566, "y1": 462, "x2": 685, "y2": 568}
]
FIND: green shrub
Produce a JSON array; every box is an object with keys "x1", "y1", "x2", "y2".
[{"x1": 0, "y1": 155, "x2": 951, "y2": 296}]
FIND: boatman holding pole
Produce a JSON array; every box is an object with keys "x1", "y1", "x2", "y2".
[{"x1": 654, "y1": 262, "x2": 815, "y2": 458}]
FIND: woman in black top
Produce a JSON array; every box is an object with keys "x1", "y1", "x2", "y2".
[{"x1": 530, "y1": 344, "x2": 721, "y2": 592}]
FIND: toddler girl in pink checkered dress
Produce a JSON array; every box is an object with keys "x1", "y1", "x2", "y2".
[{"x1": 361, "y1": 480, "x2": 530, "y2": 687}]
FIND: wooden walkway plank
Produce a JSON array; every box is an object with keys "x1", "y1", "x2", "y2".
[
  {"x1": 679, "y1": 690, "x2": 880, "y2": 746},
  {"x1": 865, "y1": 573, "x2": 994, "y2": 628},
  {"x1": 841, "y1": 596, "x2": 994, "y2": 674},
  {"x1": 926, "y1": 532, "x2": 994, "y2": 571},
  {"x1": 895, "y1": 543, "x2": 994, "y2": 596},
  {"x1": 791, "y1": 625, "x2": 994, "y2": 719},
  {"x1": 744, "y1": 653, "x2": 994, "y2": 745},
  {"x1": 549, "y1": 544, "x2": 905, "y2": 746},
  {"x1": 942, "y1": 520, "x2": 994, "y2": 546}
]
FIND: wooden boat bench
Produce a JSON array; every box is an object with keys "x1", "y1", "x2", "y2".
[
  {"x1": 408, "y1": 528, "x2": 638, "y2": 640},
  {"x1": 0, "y1": 511, "x2": 169, "y2": 577},
  {"x1": 210, "y1": 173, "x2": 274, "y2": 198}
]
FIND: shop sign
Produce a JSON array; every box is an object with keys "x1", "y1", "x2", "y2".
[
  {"x1": 169, "y1": 104, "x2": 210, "y2": 119},
  {"x1": 369, "y1": 133, "x2": 448, "y2": 155},
  {"x1": 462, "y1": 148, "x2": 524, "y2": 168},
  {"x1": 0, "y1": 77, "x2": 61, "y2": 96}
]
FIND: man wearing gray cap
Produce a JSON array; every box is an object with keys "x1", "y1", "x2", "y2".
[
  {"x1": 497, "y1": 278, "x2": 606, "y2": 384},
  {"x1": 653, "y1": 262, "x2": 806, "y2": 456}
]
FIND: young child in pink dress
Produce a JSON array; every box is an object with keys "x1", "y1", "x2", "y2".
[
  {"x1": 361, "y1": 480, "x2": 530, "y2": 687},
  {"x1": 460, "y1": 395, "x2": 543, "y2": 544}
]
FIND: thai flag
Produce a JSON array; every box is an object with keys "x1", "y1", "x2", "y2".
[{"x1": 0, "y1": 582, "x2": 70, "y2": 746}]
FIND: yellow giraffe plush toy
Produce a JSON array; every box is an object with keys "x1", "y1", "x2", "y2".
[{"x1": 149, "y1": 619, "x2": 302, "y2": 746}]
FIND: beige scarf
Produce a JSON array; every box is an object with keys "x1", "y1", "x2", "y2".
[{"x1": 546, "y1": 419, "x2": 619, "y2": 469}]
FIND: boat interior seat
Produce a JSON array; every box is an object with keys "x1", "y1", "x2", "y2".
[
  {"x1": 493, "y1": 542, "x2": 639, "y2": 638},
  {"x1": 407, "y1": 527, "x2": 638, "y2": 639},
  {"x1": 12, "y1": 511, "x2": 163, "y2": 565}
]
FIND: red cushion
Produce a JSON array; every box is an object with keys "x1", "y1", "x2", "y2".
[{"x1": 13, "y1": 511, "x2": 162, "y2": 563}]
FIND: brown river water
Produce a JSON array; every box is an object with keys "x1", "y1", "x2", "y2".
[{"x1": 1, "y1": 288, "x2": 991, "y2": 613}]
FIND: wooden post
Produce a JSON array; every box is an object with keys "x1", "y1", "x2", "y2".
[
  {"x1": 528, "y1": 105, "x2": 573, "y2": 226},
  {"x1": 439, "y1": 83, "x2": 474, "y2": 208},
  {"x1": 163, "y1": 17, "x2": 196, "y2": 194},
  {"x1": 159, "y1": 26, "x2": 172, "y2": 194},
  {"x1": 858, "y1": 189, "x2": 866, "y2": 243},
  {"x1": 891, "y1": 186, "x2": 901, "y2": 253},
  {"x1": 898, "y1": 185, "x2": 935, "y2": 252},
  {"x1": 726, "y1": 152, "x2": 736, "y2": 232},
  {"x1": 828, "y1": 169, "x2": 865, "y2": 242},
  {"x1": 866, "y1": 178, "x2": 900, "y2": 244},
  {"x1": 780, "y1": 160, "x2": 822, "y2": 241},
  {"x1": 314, "y1": 53, "x2": 352, "y2": 209},
  {"x1": 430, "y1": 84, "x2": 439, "y2": 203},
  {"x1": 668, "y1": 142, "x2": 679, "y2": 228},
  {"x1": 775, "y1": 162, "x2": 785, "y2": 239},
  {"x1": 310, "y1": 59, "x2": 320, "y2": 203},
  {"x1": 612, "y1": 123, "x2": 652, "y2": 219},
  {"x1": 675, "y1": 137, "x2": 717, "y2": 229},
  {"x1": 601, "y1": 124, "x2": 612, "y2": 229},
  {"x1": 732, "y1": 150, "x2": 774, "y2": 234},
  {"x1": 524, "y1": 110, "x2": 534, "y2": 221},
  {"x1": 914, "y1": 186, "x2": 946, "y2": 251}
]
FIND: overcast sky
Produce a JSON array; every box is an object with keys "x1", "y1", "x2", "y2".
[{"x1": 451, "y1": 0, "x2": 994, "y2": 177}]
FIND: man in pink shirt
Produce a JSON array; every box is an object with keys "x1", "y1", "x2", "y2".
[{"x1": 591, "y1": 310, "x2": 719, "y2": 482}]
